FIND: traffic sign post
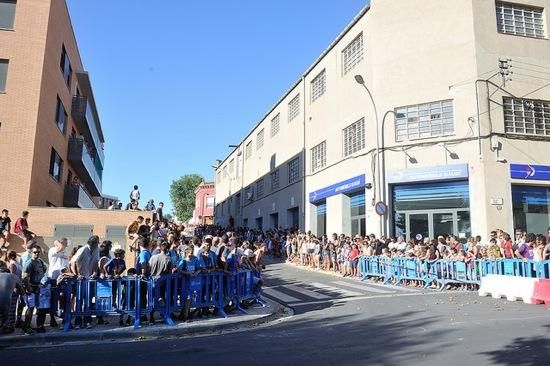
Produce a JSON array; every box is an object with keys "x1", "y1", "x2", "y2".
[{"x1": 374, "y1": 201, "x2": 387, "y2": 216}]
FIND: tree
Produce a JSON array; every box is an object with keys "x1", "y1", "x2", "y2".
[{"x1": 169, "y1": 174, "x2": 204, "y2": 222}]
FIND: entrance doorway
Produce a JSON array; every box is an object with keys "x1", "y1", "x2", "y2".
[
  {"x1": 255, "y1": 217, "x2": 263, "y2": 230},
  {"x1": 269, "y1": 213, "x2": 279, "y2": 229},
  {"x1": 287, "y1": 207, "x2": 299, "y2": 229},
  {"x1": 395, "y1": 209, "x2": 470, "y2": 241}
]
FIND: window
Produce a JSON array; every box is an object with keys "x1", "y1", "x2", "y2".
[
  {"x1": 245, "y1": 141, "x2": 252, "y2": 159},
  {"x1": 49, "y1": 148, "x2": 63, "y2": 182},
  {"x1": 60, "y1": 45, "x2": 72, "y2": 88},
  {"x1": 271, "y1": 170, "x2": 280, "y2": 191},
  {"x1": 257, "y1": 179, "x2": 264, "y2": 198},
  {"x1": 205, "y1": 196, "x2": 215, "y2": 208},
  {"x1": 503, "y1": 97, "x2": 550, "y2": 135},
  {"x1": 394, "y1": 100, "x2": 454, "y2": 142},
  {"x1": 311, "y1": 69, "x2": 326, "y2": 102},
  {"x1": 0, "y1": 0, "x2": 16, "y2": 30},
  {"x1": 288, "y1": 157, "x2": 300, "y2": 184},
  {"x1": 342, "y1": 33, "x2": 363, "y2": 75},
  {"x1": 0, "y1": 59, "x2": 8, "y2": 92},
  {"x1": 288, "y1": 94, "x2": 300, "y2": 122},
  {"x1": 55, "y1": 96, "x2": 67, "y2": 133},
  {"x1": 216, "y1": 171, "x2": 221, "y2": 183},
  {"x1": 257, "y1": 129, "x2": 264, "y2": 149},
  {"x1": 222, "y1": 165, "x2": 228, "y2": 178},
  {"x1": 343, "y1": 118, "x2": 365, "y2": 157},
  {"x1": 235, "y1": 193, "x2": 241, "y2": 214},
  {"x1": 496, "y1": 1, "x2": 545, "y2": 39},
  {"x1": 229, "y1": 159, "x2": 234, "y2": 174},
  {"x1": 271, "y1": 113, "x2": 280, "y2": 137},
  {"x1": 311, "y1": 141, "x2": 327, "y2": 173}
]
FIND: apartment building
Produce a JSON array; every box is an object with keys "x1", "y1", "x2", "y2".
[
  {"x1": 217, "y1": 0, "x2": 550, "y2": 240},
  {"x1": 0, "y1": 0, "x2": 144, "y2": 251},
  {"x1": 193, "y1": 181, "x2": 215, "y2": 225},
  {"x1": 0, "y1": 0, "x2": 104, "y2": 212}
]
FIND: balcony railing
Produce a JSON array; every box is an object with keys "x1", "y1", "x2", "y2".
[
  {"x1": 71, "y1": 95, "x2": 104, "y2": 165},
  {"x1": 63, "y1": 184, "x2": 97, "y2": 209},
  {"x1": 67, "y1": 137, "x2": 102, "y2": 196}
]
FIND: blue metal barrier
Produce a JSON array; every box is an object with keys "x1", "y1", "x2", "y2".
[
  {"x1": 61, "y1": 269, "x2": 263, "y2": 331},
  {"x1": 358, "y1": 256, "x2": 550, "y2": 290}
]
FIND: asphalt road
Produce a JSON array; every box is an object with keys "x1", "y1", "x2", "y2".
[{"x1": 3, "y1": 260, "x2": 550, "y2": 366}]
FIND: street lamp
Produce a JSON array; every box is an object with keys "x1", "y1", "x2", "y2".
[{"x1": 354, "y1": 74, "x2": 383, "y2": 237}]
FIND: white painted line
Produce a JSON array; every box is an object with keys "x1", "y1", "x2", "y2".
[
  {"x1": 290, "y1": 290, "x2": 460, "y2": 307},
  {"x1": 360, "y1": 281, "x2": 419, "y2": 293},
  {"x1": 332, "y1": 280, "x2": 393, "y2": 294},
  {"x1": 286, "y1": 285, "x2": 330, "y2": 300},
  {"x1": 310, "y1": 282, "x2": 362, "y2": 297},
  {"x1": 263, "y1": 287, "x2": 301, "y2": 303}
]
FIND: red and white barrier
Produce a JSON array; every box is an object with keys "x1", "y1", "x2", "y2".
[
  {"x1": 478, "y1": 275, "x2": 538, "y2": 304},
  {"x1": 531, "y1": 279, "x2": 550, "y2": 306}
]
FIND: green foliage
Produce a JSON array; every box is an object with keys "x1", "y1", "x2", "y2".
[{"x1": 169, "y1": 174, "x2": 204, "y2": 222}]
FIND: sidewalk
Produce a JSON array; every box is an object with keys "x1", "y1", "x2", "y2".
[{"x1": 0, "y1": 297, "x2": 287, "y2": 348}]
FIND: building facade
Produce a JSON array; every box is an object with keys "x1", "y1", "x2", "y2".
[
  {"x1": 0, "y1": 0, "x2": 105, "y2": 213},
  {"x1": 216, "y1": 0, "x2": 550, "y2": 240},
  {"x1": 193, "y1": 181, "x2": 215, "y2": 225}
]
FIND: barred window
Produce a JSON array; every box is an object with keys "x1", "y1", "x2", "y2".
[
  {"x1": 288, "y1": 94, "x2": 300, "y2": 122},
  {"x1": 504, "y1": 97, "x2": 550, "y2": 135},
  {"x1": 229, "y1": 159, "x2": 234, "y2": 174},
  {"x1": 271, "y1": 170, "x2": 280, "y2": 191},
  {"x1": 245, "y1": 141, "x2": 252, "y2": 159},
  {"x1": 496, "y1": 1, "x2": 545, "y2": 39},
  {"x1": 343, "y1": 118, "x2": 365, "y2": 157},
  {"x1": 342, "y1": 33, "x2": 363, "y2": 75},
  {"x1": 271, "y1": 113, "x2": 280, "y2": 137},
  {"x1": 222, "y1": 165, "x2": 228, "y2": 178},
  {"x1": 288, "y1": 157, "x2": 300, "y2": 184},
  {"x1": 257, "y1": 128, "x2": 265, "y2": 150},
  {"x1": 394, "y1": 100, "x2": 454, "y2": 142},
  {"x1": 257, "y1": 179, "x2": 264, "y2": 198},
  {"x1": 311, "y1": 69, "x2": 326, "y2": 102},
  {"x1": 311, "y1": 141, "x2": 326, "y2": 173}
]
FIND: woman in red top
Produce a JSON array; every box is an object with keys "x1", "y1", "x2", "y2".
[
  {"x1": 348, "y1": 244, "x2": 360, "y2": 278},
  {"x1": 501, "y1": 233, "x2": 515, "y2": 259}
]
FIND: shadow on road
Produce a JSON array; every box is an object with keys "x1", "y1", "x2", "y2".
[{"x1": 479, "y1": 326, "x2": 550, "y2": 366}]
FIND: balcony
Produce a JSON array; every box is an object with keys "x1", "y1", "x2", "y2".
[
  {"x1": 67, "y1": 138, "x2": 102, "y2": 196},
  {"x1": 63, "y1": 184, "x2": 97, "y2": 209},
  {"x1": 71, "y1": 95, "x2": 104, "y2": 165}
]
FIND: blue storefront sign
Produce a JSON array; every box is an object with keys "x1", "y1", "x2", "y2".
[
  {"x1": 387, "y1": 164, "x2": 469, "y2": 184},
  {"x1": 510, "y1": 163, "x2": 550, "y2": 181},
  {"x1": 309, "y1": 174, "x2": 366, "y2": 203}
]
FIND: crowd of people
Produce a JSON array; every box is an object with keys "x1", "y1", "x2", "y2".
[
  {"x1": 195, "y1": 225, "x2": 550, "y2": 280},
  {"x1": 3, "y1": 215, "x2": 550, "y2": 336},
  {"x1": 0, "y1": 217, "x2": 265, "y2": 336}
]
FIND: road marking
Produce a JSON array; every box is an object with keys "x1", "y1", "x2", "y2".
[
  {"x1": 263, "y1": 287, "x2": 301, "y2": 303},
  {"x1": 332, "y1": 280, "x2": 393, "y2": 294},
  {"x1": 289, "y1": 290, "x2": 460, "y2": 307},
  {"x1": 310, "y1": 282, "x2": 362, "y2": 297},
  {"x1": 359, "y1": 281, "x2": 419, "y2": 293},
  {"x1": 286, "y1": 285, "x2": 330, "y2": 300}
]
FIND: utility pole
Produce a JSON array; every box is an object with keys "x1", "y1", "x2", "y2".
[{"x1": 498, "y1": 58, "x2": 513, "y2": 87}]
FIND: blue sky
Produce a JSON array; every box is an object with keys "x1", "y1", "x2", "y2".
[{"x1": 66, "y1": 0, "x2": 368, "y2": 214}]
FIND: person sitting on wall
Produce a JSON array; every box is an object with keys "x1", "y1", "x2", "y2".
[
  {"x1": 127, "y1": 216, "x2": 144, "y2": 253},
  {"x1": 14, "y1": 211, "x2": 36, "y2": 246}
]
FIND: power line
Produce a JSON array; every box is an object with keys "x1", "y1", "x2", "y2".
[
  {"x1": 514, "y1": 60, "x2": 550, "y2": 71},
  {"x1": 514, "y1": 72, "x2": 550, "y2": 82},
  {"x1": 513, "y1": 66, "x2": 550, "y2": 76}
]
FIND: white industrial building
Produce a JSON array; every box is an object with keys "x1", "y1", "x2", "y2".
[{"x1": 214, "y1": 0, "x2": 550, "y2": 240}]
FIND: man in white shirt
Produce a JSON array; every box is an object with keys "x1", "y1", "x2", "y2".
[
  {"x1": 130, "y1": 185, "x2": 140, "y2": 206},
  {"x1": 47, "y1": 238, "x2": 68, "y2": 327}
]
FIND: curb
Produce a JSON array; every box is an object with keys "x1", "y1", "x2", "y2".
[{"x1": 0, "y1": 298, "x2": 288, "y2": 348}]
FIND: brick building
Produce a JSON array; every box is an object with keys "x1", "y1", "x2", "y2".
[
  {"x1": 193, "y1": 182, "x2": 215, "y2": 225},
  {"x1": 0, "y1": 0, "x2": 136, "y2": 252}
]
